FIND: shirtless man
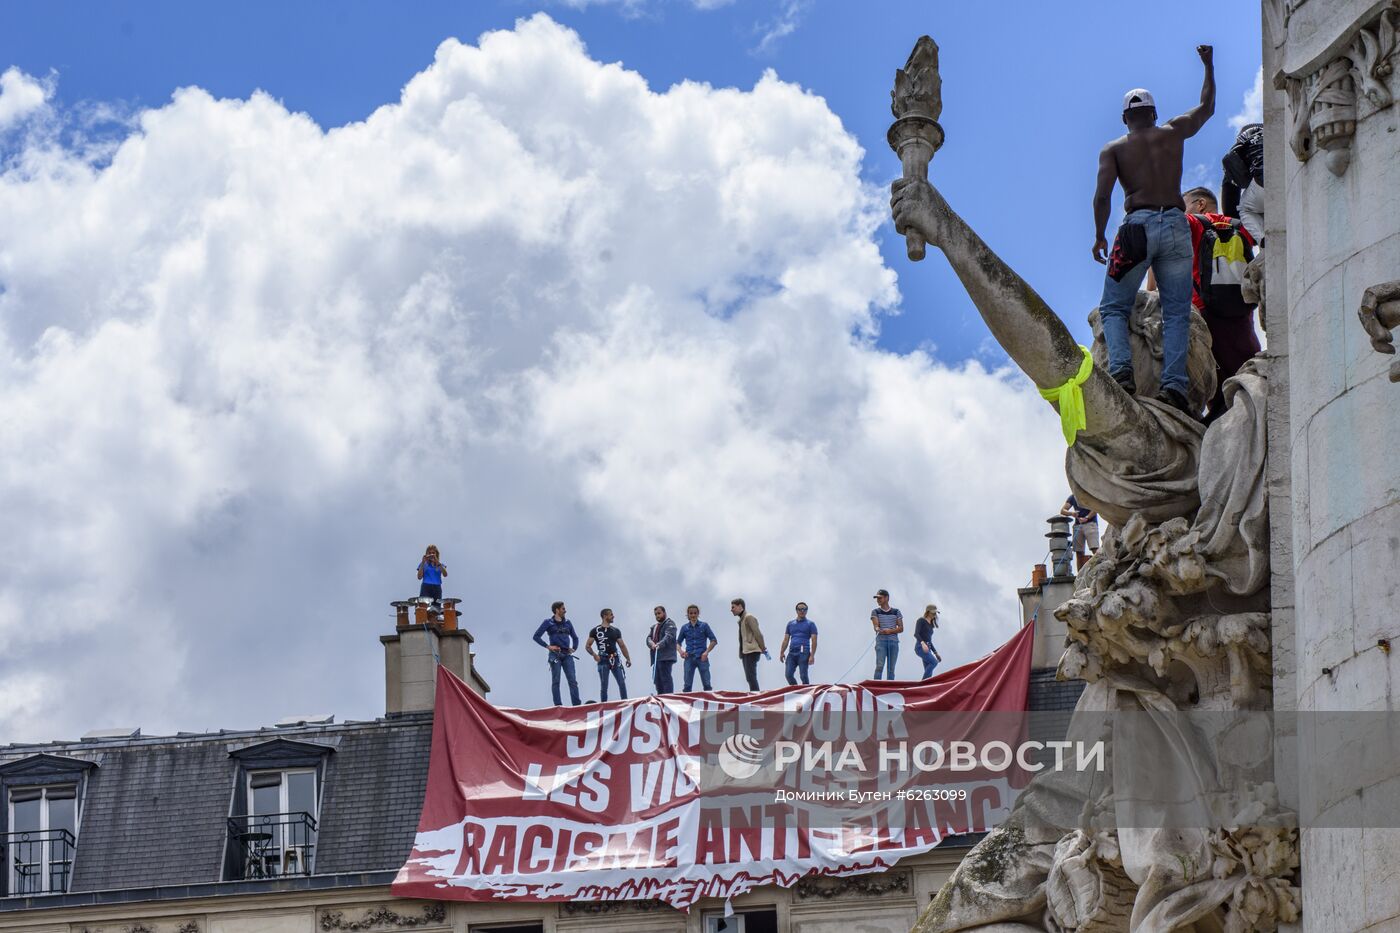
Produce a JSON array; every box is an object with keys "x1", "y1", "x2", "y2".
[{"x1": 1091, "y1": 45, "x2": 1215, "y2": 415}]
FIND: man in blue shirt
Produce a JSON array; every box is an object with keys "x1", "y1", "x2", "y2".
[
  {"x1": 871, "y1": 589, "x2": 904, "y2": 680},
  {"x1": 532, "y1": 601, "x2": 581, "y2": 706},
  {"x1": 646, "y1": 606, "x2": 678, "y2": 694},
  {"x1": 677, "y1": 605, "x2": 719, "y2": 692},
  {"x1": 781, "y1": 602, "x2": 819, "y2": 685}
]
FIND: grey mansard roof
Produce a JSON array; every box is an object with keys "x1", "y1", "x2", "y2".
[{"x1": 0, "y1": 713, "x2": 432, "y2": 899}]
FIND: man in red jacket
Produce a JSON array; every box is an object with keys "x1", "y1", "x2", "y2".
[{"x1": 1183, "y1": 186, "x2": 1260, "y2": 422}]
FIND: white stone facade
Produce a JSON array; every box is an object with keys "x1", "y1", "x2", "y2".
[
  {"x1": 1267, "y1": 1, "x2": 1400, "y2": 930},
  {"x1": 0, "y1": 850, "x2": 965, "y2": 933}
]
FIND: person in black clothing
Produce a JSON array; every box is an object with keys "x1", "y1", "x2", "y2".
[
  {"x1": 586, "y1": 608, "x2": 632, "y2": 701},
  {"x1": 914, "y1": 605, "x2": 943, "y2": 679},
  {"x1": 1221, "y1": 122, "x2": 1264, "y2": 244}
]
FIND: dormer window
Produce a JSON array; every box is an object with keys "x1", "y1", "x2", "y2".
[
  {"x1": 225, "y1": 738, "x2": 332, "y2": 880},
  {"x1": 0, "y1": 754, "x2": 93, "y2": 897},
  {"x1": 6, "y1": 785, "x2": 77, "y2": 895},
  {"x1": 242, "y1": 769, "x2": 318, "y2": 876}
]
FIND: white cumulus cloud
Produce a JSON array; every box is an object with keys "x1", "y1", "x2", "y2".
[
  {"x1": 1230, "y1": 67, "x2": 1264, "y2": 131},
  {"x1": 0, "y1": 67, "x2": 50, "y2": 130},
  {"x1": 0, "y1": 14, "x2": 1066, "y2": 741}
]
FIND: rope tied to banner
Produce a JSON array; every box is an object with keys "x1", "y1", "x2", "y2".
[
  {"x1": 832, "y1": 636, "x2": 879, "y2": 684},
  {"x1": 1037, "y1": 346, "x2": 1093, "y2": 446}
]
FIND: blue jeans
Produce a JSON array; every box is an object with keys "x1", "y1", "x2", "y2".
[
  {"x1": 597, "y1": 657, "x2": 627, "y2": 701},
  {"x1": 873, "y1": 637, "x2": 899, "y2": 680},
  {"x1": 683, "y1": 657, "x2": 712, "y2": 691},
  {"x1": 916, "y1": 643, "x2": 939, "y2": 679},
  {"x1": 1098, "y1": 207, "x2": 1194, "y2": 395},
  {"x1": 548, "y1": 652, "x2": 581, "y2": 706},
  {"x1": 785, "y1": 645, "x2": 811, "y2": 685}
]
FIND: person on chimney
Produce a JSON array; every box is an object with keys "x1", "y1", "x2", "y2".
[
  {"x1": 416, "y1": 545, "x2": 447, "y2": 601},
  {"x1": 1060, "y1": 494, "x2": 1100, "y2": 569}
]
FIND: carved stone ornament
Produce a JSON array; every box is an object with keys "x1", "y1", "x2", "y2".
[
  {"x1": 559, "y1": 899, "x2": 670, "y2": 915},
  {"x1": 888, "y1": 36, "x2": 944, "y2": 261},
  {"x1": 1043, "y1": 829, "x2": 1134, "y2": 932},
  {"x1": 794, "y1": 869, "x2": 911, "y2": 899},
  {"x1": 1358, "y1": 279, "x2": 1400, "y2": 382},
  {"x1": 1282, "y1": 3, "x2": 1399, "y2": 174},
  {"x1": 318, "y1": 903, "x2": 448, "y2": 931}
]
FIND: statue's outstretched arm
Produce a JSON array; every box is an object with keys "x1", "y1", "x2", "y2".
[{"x1": 891, "y1": 177, "x2": 1161, "y2": 458}]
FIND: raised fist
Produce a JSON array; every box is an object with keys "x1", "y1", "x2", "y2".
[{"x1": 1197, "y1": 44, "x2": 1214, "y2": 65}]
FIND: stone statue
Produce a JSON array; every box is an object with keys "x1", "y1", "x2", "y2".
[
  {"x1": 888, "y1": 36, "x2": 944, "y2": 262},
  {"x1": 888, "y1": 42, "x2": 1299, "y2": 933},
  {"x1": 1358, "y1": 279, "x2": 1400, "y2": 382},
  {"x1": 890, "y1": 179, "x2": 1218, "y2": 529}
]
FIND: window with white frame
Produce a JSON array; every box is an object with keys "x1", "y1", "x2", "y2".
[
  {"x1": 242, "y1": 769, "x2": 318, "y2": 876},
  {"x1": 6, "y1": 785, "x2": 77, "y2": 895}
]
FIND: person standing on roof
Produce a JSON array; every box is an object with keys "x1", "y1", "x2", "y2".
[
  {"x1": 646, "y1": 606, "x2": 678, "y2": 695},
  {"x1": 532, "y1": 601, "x2": 581, "y2": 707},
  {"x1": 731, "y1": 599, "x2": 768, "y2": 691},
  {"x1": 871, "y1": 589, "x2": 904, "y2": 680},
  {"x1": 780, "y1": 602, "x2": 819, "y2": 685},
  {"x1": 1091, "y1": 45, "x2": 1216, "y2": 416},
  {"x1": 677, "y1": 605, "x2": 719, "y2": 692},
  {"x1": 586, "y1": 608, "x2": 631, "y2": 702},
  {"x1": 914, "y1": 604, "x2": 943, "y2": 679}
]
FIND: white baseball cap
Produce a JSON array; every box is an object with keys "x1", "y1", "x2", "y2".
[{"x1": 1123, "y1": 88, "x2": 1156, "y2": 111}]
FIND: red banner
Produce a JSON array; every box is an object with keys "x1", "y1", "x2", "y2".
[{"x1": 393, "y1": 624, "x2": 1034, "y2": 908}]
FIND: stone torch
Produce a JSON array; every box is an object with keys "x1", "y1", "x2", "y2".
[{"x1": 888, "y1": 36, "x2": 944, "y2": 261}]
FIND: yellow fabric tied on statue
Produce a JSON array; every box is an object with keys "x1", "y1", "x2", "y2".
[{"x1": 1038, "y1": 346, "x2": 1094, "y2": 446}]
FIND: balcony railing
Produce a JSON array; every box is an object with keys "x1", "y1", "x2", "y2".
[
  {"x1": 226, "y1": 811, "x2": 317, "y2": 879},
  {"x1": 3, "y1": 828, "x2": 76, "y2": 896}
]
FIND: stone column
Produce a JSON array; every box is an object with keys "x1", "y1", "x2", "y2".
[{"x1": 1272, "y1": 1, "x2": 1400, "y2": 929}]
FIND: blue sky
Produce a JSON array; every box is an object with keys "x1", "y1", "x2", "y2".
[
  {"x1": 0, "y1": 4, "x2": 1265, "y2": 730},
  {"x1": 1, "y1": 0, "x2": 1262, "y2": 362}
]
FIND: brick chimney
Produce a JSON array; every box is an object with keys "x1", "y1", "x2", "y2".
[{"x1": 381, "y1": 598, "x2": 490, "y2": 715}]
